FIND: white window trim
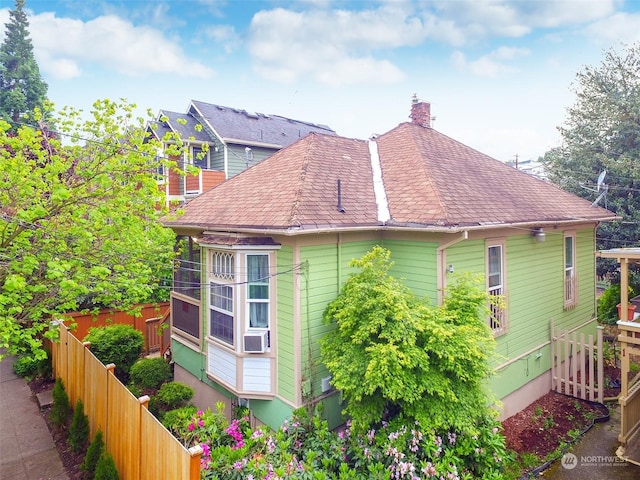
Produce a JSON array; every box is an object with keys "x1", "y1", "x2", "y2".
[
  {"x1": 244, "y1": 253, "x2": 271, "y2": 334},
  {"x1": 487, "y1": 239, "x2": 508, "y2": 337},
  {"x1": 208, "y1": 250, "x2": 236, "y2": 347},
  {"x1": 564, "y1": 231, "x2": 577, "y2": 309}
]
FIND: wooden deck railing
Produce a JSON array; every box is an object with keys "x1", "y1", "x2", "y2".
[
  {"x1": 145, "y1": 307, "x2": 171, "y2": 357},
  {"x1": 50, "y1": 322, "x2": 201, "y2": 480},
  {"x1": 618, "y1": 320, "x2": 640, "y2": 444}
]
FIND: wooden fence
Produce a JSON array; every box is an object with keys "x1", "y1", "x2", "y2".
[
  {"x1": 550, "y1": 319, "x2": 603, "y2": 403},
  {"x1": 618, "y1": 320, "x2": 640, "y2": 445},
  {"x1": 51, "y1": 322, "x2": 202, "y2": 480},
  {"x1": 61, "y1": 302, "x2": 169, "y2": 356}
]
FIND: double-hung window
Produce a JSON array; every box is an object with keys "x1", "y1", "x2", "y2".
[
  {"x1": 564, "y1": 233, "x2": 577, "y2": 308},
  {"x1": 247, "y1": 254, "x2": 270, "y2": 329},
  {"x1": 192, "y1": 146, "x2": 209, "y2": 170},
  {"x1": 487, "y1": 241, "x2": 507, "y2": 336},
  {"x1": 210, "y1": 251, "x2": 235, "y2": 345}
]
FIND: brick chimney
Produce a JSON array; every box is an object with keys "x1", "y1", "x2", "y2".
[{"x1": 410, "y1": 96, "x2": 431, "y2": 128}]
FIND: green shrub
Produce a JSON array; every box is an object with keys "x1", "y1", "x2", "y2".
[
  {"x1": 69, "y1": 399, "x2": 90, "y2": 452},
  {"x1": 82, "y1": 429, "x2": 104, "y2": 479},
  {"x1": 161, "y1": 405, "x2": 197, "y2": 439},
  {"x1": 84, "y1": 324, "x2": 143, "y2": 383},
  {"x1": 49, "y1": 378, "x2": 71, "y2": 426},
  {"x1": 149, "y1": 381, "x2": 193, "y2": 418},
  {"x1": 127, "y1": 383, "x2": 143, "y2": 399},
  {"x1": 94, "y1": 452, "x2": 119, "y2": 480},
  {"x1": 129, "y1": 357, "x2": 172, "y2": 390},
  {"x1": 12, "y1": 352, "x2": 51, "y2": 380}
]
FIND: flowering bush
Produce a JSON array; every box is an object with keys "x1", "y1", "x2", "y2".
[{"x1": 167, "y1": 405, "x2": 509, "y2": 479}]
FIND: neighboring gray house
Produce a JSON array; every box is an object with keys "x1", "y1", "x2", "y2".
[{"x1": 148, "y1": 100, "x2": 336, "y2": 205}]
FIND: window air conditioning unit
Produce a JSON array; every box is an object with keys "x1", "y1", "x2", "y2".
[{"x1": 243, "y1": 331, "x2": 269, "y2": 353}]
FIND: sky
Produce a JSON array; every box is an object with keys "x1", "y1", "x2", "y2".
[{"x1": 2, "y1": 0, "x2": 640, "y2": 163}]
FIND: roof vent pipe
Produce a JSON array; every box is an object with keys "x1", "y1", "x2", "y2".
[{"x1": 337, "y1": 179, "x2": 345, "y2": 213}]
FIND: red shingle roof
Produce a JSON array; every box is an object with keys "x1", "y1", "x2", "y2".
[{"x1": 164, "y1": 123, "x2": 616, "y2": 233}]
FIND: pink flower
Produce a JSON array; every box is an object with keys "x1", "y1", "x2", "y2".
[{"x1": 188, "y1": 423, "x2": 195, "y2": 431}]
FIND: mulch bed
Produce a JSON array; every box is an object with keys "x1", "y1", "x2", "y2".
[{"x1": 501, "y1": 391, "x2": 610, "y2": 459}]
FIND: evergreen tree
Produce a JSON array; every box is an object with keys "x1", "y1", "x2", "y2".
[{"x1": 0, "y1": 0, "x2": 48, "y2": 127}]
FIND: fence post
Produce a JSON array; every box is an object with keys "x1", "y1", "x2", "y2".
[
  {"x1": 596, "y1": 325, "x2": 604, "y2": 403},
  {"x1": 188, "y1": 445, "x2": 203, "y2": 480},
  {"x1": 105, "y1": 363, "x2": 116, "y2": 449},
  {"x1": 138, "y1": 395, "x2": 150, "y2": 480},
  {"x1": 550, "y1": 319, "x2": 555, "y2": 392},
  {"x1": 49, "y1": 319, "x2": 62, "y2": 379}
]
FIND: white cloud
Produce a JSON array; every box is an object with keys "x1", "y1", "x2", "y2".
[
  {"x1": 247, "y1": 5, "x2": 416, "y2": 86},
  {"x1": 584, "y1": 12, "x2": 640, "y2": 45},
  {"x1": 452, "y1": 46, "x2": 529, "y2": 77},
  {"x1": 425, "y1": 0, "x2": 617, "y2": 43},
  {"x1": 26, "y1": 11, "x2": 214, "y2": 80},
  {"x1": 205, "y1": 25, "x2": 241, "y2": 54}
]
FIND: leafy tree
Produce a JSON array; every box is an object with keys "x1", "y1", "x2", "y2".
[
  {"x1": 0, "y1": 99, "x2": 186, "y2": 361},
  {"x1": 542, "y1": 42, "x2": 640, "y2": 275},
  {"x1": 0, "y1": 0, "x2": 49, "y2": 127},
  {"x1": 320, "y1": 246, "x2": 498, "y2": 434}
]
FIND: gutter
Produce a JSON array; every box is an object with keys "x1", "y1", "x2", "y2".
[{"x1": 162, "y1": 217, "x2": 615, "y2": 237}]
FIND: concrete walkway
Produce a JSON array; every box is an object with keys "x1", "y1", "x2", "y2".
[
  {"x1": 543, "y1": 404, "x2": 640, "y2": 479},
  {"x1": 0, "y1": 354, "x2": 68, "y2": 480}
]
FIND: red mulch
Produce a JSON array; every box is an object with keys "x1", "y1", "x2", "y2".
[{"x1": 501, "y1": 391, "x2": 610, "y2": 459}]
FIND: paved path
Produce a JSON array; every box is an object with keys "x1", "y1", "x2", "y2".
[
  {"x1": 543, "y1": 404, "x2": 640, "y2": 479},
  {"x1": 0, "y1": 353, "x2": 68, "y2": 480}
]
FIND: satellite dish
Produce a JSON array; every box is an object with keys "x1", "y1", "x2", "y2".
[
  {"x1": 591, "y1": 170, "x2": 608, "y2": 208},
  {"x1": 596, "y1": 170, "x2": 607, "y2": 191}
]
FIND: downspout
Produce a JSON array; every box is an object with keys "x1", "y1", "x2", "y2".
[
  {"x1": 337, "y1": 233, "x2": 342, "y2": 294},
  {"x1": 436, "y1": 231, "x2": 468, "y2": 304}
]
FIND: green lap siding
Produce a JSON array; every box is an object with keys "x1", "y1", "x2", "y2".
[
  {"x1": 383, "y1": 240, "x2": 439, "y2": 301},
  {"x1": 445, "y1": 228, "x2": 597, "y2": 399},
  {"x1": 276, "y1": 246, "x2": 296, "y2": 403}
]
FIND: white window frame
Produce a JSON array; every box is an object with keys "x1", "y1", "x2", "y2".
[
  {"x1": 487, "y1": 240, "x2": 507, "y2": 336},
  {"x1": 192, "y1": 145, "x2": 210, "y2": 170},
  {"x1": 209, "y1": 251, "x2": 235, "y2": 345},
  {"x1": 245, "y1": 253, "x2": 270, "y2": 332},
  {"x1": 564, "y1": 232, "x2": 577, "y2": 308}
]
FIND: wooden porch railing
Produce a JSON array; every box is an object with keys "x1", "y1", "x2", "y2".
[
  {"x1": 618, "y1": 320, "x2": 640, "y2": 444},
  {"x1": 145, "y1": 307, "x2": 171, "y2": 358}
]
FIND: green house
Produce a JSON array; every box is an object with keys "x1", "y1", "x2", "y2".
[{"x1": 162, "y1": 101, "x2": 616, "y2": 429}]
